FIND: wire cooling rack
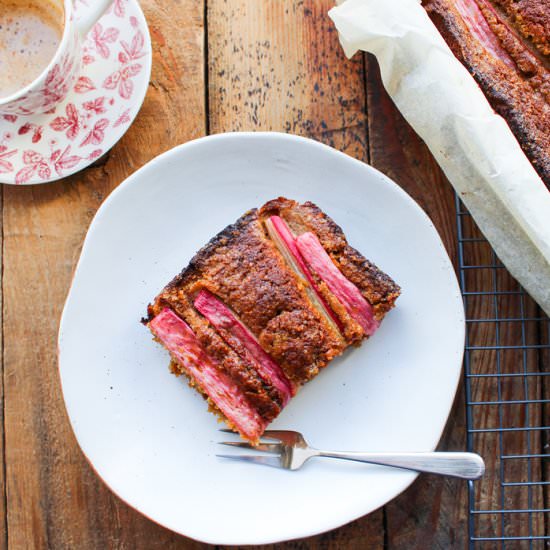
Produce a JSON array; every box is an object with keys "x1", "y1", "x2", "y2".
[{"x1": 455, "y1": 196, "x2": 550, "y2": 548}]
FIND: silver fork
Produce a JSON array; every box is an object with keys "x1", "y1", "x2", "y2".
[{"x1": 218, "y1": 430, "x2": 485, "y2": 479}]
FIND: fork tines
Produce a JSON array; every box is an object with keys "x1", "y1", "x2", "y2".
[{"x1": 217, "y1": 429, "x2": 285, "y2": 467}]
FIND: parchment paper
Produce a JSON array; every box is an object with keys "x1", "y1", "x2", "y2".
[{"x1": 329, "y1": 0, "x2": 550, "y2": 316}]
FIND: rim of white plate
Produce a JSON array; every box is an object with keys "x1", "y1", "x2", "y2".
[{"x1": 58, "y1": 132, "x2": 465, "y2": 545}]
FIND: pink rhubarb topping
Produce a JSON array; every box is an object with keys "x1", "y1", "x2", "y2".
[
  {"x1": 454, "y1": 0, "x2": 516, "y2": 69},
  {"x1": 149, "y1": 308, "x2": 266, "y2": 440},
  {"x1": 194, "y1": 289, "x2": 294, "y2": 404},
  {"x1": 296, "y1": 232, "x2": 379, "y2": 336},
  {"x1": 265, "y1": 215, "x2": 343, "y2": 335}
]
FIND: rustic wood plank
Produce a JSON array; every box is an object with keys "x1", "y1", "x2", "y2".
[
  {"x1": 460, "y1": 227, "x2": 545, "y2": 544},
  {"x1": 225, "y1": 515, "x2": 385, "y2": 550},
  {"x1": 365, "y1": 54, "x2": 469, "y2": 548},
  {"x1": 1, "y1": 1, "x2": 206, "y2": 547},
  {"x1": 0, "y1": 188, "x2": 5, "y2": 550},
  {"x1": 208, "y1": 1, "x2": 383, "y2": 547},
  {"x1": 208, "y1": 0, "x2": 368, "y2": 162}
]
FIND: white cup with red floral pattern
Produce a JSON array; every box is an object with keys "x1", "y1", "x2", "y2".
[{"x1": 0, "y1": 0, "x2": 114, "y2": 116}]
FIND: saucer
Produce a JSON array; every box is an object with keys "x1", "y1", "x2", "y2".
[{"x1": 0, "y1": 0, "x2": 152, "y2": 185}]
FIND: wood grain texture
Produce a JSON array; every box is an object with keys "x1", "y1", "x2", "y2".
[
  {"x1": 459, "y1": 221, "x2": 546, "y2": 545},
  {"x1": 208, "y1": 0, "x2": 368, "y2": 161},
  {"x1": 1, "y1": 1, "x2": 205, "y2": 547},
  {"x1": 0, "y1": 189, "x2": 5, "y2": 550}
]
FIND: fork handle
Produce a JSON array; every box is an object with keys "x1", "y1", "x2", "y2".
[{"x1": 316, "y1": 451, "x2": 485, "y2": 480}]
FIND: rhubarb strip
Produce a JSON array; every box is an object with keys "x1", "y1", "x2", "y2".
[
  {"x1": 149, "y1": 308, "x2": 266, "y2": 440},
  {"x1": 296, "y1": 232, "x2": 380, "y2": 336},
  {"x1": 194, "y1": 289, "x2": 294, "y2": 404},
  {"x1": 265, "y1": 216, "x2": 343, "y2": 335},
  {"x1": 454, "y1": 0, "x2": 516, "y2": 69}
]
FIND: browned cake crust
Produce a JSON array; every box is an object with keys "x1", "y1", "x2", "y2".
[
  {"x1": 148, "y1": 207, "x2": 347, "y2": 385},
  {"x1": 148, "y1": 199, "x2": 401, "y2": 385},
  {"x1": 259, "y1": 198, "x2": 401, "y2": 319},
  {"x1": 491, "y1": 0, "x2": 549, "y2": 56},
  {"x1": 146, "y1": 198, "x2": 400, "y2": 437},
  {"x1": 149, "y1": 291, "x2": 283, "y2": 422},
  {"x1": 423, "y1": 0, "x2": 550, "y2": 186}
]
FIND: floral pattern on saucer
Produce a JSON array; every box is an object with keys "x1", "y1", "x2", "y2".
[{"x1": 0, "y1": 0, "x2": 151, "y2": 185}]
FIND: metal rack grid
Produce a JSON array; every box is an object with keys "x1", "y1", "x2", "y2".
[{"x1": 455, "y1": 196, "x2": 550, "y2": 548}]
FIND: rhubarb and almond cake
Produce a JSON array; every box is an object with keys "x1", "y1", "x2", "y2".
[
  {"x1": 144, "y1": 198, "x2": 400, "y2": 442},
  {"x1": 422, "y1": 0, "x2": 549, "y2": 186}
]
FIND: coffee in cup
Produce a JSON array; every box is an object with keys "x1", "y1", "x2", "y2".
[{"x1": 0, "y1": 0, "x2": 65, "y2": 98}]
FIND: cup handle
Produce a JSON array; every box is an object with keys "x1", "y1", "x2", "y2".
[{"x1": 76, "y1": 0, "x2": 115, "y2": 38}]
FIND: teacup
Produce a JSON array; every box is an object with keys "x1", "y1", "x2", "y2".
[{"x1": 0, "y1": 0, "x2": 114, "y2": 115}]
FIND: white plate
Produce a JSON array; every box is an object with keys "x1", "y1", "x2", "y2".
[{"x1": 58, "y1": 132, "x2": 464, "y2": 545}]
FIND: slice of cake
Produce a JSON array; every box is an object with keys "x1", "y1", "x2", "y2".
[
  {"x1": 144, "y1": 197, "x2": 400, "y2": 442},
  {"x1": 422, "y1": 0, "x2": 549, "y2": 186}
]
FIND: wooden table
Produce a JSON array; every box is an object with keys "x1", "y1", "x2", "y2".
[{"x1": 3, "y1": 1, "x2": 547, "y2": 548}]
